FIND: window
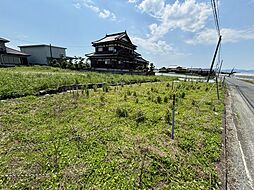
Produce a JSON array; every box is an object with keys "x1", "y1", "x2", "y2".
[
  {"x1": 98, "y1": 47, "x2": 103, "y2": 52},
  {"x1": 105, "y1": 59, "x2": 110, "y2": 64},
  {"x1": 108, "y1": 47, "x2": 114, "y2": 51}
]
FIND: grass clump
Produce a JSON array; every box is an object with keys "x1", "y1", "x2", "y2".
[
  {"x1": 116, "y1": 107, "x2": 128, "y2": 118},
  {"x1": 156, "y1": 96, "x2": 162, "y2": 104},
  {"x1": 135, "y1": 110, "x2": 145, "y2": 123}
]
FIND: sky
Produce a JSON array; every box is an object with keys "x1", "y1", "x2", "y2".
[{"x1": 1, "y1": 0, "x2": 254, "y2": 70}]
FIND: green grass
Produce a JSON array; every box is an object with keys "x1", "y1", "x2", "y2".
[
  {"x1": 0, "y1": 81, "x2": 224, "y2": 189},
  {"x1": 0, "y1": 66, "x2": 172, "y2": 99}
]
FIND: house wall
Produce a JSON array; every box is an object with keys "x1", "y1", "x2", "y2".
[
  {"x1": 20, "y1": 46, "x2": 66, "y2": 65},
  {"x1": 0, "y1": 42, "x2": 6, "y2": 52},
  {"x1": 0, "y1": 54, "x2": 21, "y2": 65},
  {"x1": 20, "y1": 46, "x2": 48, "y2": 65},
  {"x1": 45, "y1": 46, "x2": 66, "y2": 59}
]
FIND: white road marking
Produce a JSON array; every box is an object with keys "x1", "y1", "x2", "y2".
[
  {"x1": 227, "y1": 87, "x2": 254, "y2": 189},
  {"x1": 237, "y1": 135, "x2": 254, "y2": 189}
]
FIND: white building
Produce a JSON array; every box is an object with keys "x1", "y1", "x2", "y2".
[
  {"x1": 19, "y1": 44, "x2": 66, "y2": 65},
  {"x1": 0, "y1": 37, "x2": 29, "y2": 66}
]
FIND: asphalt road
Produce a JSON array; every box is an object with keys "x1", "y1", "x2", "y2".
[{"x1": 226, "y1": 77, "x2": 254, "y2": 189}]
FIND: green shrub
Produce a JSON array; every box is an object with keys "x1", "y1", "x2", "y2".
[{"x1": 102, "y1": 84, "x2": 109, "y2": 92}]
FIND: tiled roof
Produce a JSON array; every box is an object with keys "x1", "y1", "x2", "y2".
[
  {"x1": 85, "y1": 53, "x2": 117, "y2": 57},
  {"x1": 0, "y1": 37, "x2": 10, "y2": 43},
  {"x1": 135, "y1": 57, "x2": 149, "y2": 63},
  {"x1": 6, "y1": 47, "x2": 30, "y2": 56},
  {"x1": 93, "y1": 32, "x2": 126, "y2": 44}
]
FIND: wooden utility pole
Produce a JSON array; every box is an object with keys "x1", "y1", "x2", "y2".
[
  {"x1": 229, "y1": 67, "x2": 235, "y2": 77},
  {"x1": 50, "y1": 44, "x2": 53, "y2": 60},
  {"x1": 207, "y1": 35, "x2": 222, "y2": 83}
]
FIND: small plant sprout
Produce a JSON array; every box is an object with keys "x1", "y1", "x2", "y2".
[
  {"x1": 124, "y1": 94, "x2": 127, "y2": 101},
  {"x1": 86, "y1": 88, "x2": 90, "y2": 97},
  {"x1": 100, "y1": 94, "x2": 105, "y2": 103},
  {"x1": 157, "y1": 96, "x2": 162, "y2": 104},
  {"x1": 164, "y1": 96, "x2": 168, "y2": 103},
  {"x1": 127, "y1": 90, "x2": 131, "y2": 96},
  {"x1": 181, "y1": 92, "x2": 186, "y2": 98},
  {"x1": 103, "y1": 84, "x2": 109, "y2": 92},
  {"x1": 116, "y1": 107, "x2": 128, "y2": 118},
  {"x1": 135, "y1": 110, "x2": 145, "y2": 123},
  {"x1": 93, "y1": 84, "x2": 97, "y2": 92}
]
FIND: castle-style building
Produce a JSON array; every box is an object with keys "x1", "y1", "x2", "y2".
[{"x1": 86, "y1": 31, "x2": 149, "y2": 72}]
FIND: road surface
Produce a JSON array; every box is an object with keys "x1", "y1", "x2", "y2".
[{"x1": 226, "y1": 77, "x2": 254, "y2": 189}]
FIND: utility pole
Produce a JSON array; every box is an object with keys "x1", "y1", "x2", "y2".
[
  {"x1": 229, "y1": 67, "x2": 235, "y2": 77},
  {"x1": 50, "y1": 44, "x2": 53, "y2": 61},
  {"x1": 207, "y1": 35, "x2": 222, "y2": 83}
]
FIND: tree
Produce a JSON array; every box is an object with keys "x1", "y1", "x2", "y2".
[
  {"x1": 58, "y1": 55, "x2": 67, "y2": 69},
  {"x1": 149, "y1": 63, "x2": 155, "y2": 73}
]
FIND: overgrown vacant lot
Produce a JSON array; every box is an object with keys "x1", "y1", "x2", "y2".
[
  {"x1": 0, "y1": 66, "x2": 167, "y2": 100},
  {"x1": 0, "y1": 81, "x2": 224, "y2": 189}
]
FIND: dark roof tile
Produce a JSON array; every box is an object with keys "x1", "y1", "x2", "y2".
[
  {"x1": 0, "y1": 37, "x2": 10, "y2": 43},
  {"x1": 6, "y1": 47, "x2": 30, "y2": 56}
]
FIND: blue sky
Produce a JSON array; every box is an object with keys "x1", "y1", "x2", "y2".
[{"x1": 1, "y1": 0, "x2": 254, "y2": 70}]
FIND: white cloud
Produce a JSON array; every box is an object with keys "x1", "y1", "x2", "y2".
[
  {"x1": 131, "y1": 0, "x2": 212, "y2": 54},
  {"x1": 73, "y1": 0, "x2": 116, "y2": 21},
  {"x1": 73, "y1": 3, "x2": 81, "y2": 9},
  {"x1": 132, "y1": 36, "x2": 175, "y2": 54},
  {"x1": 128, "y1": 0, "x2": 139, "y2": 3},
  {"x1": 99, "y1": 9, "x2": 110, "y2": 18},
  {"x1": 138, "y1": 0, "x2": 165, "y2": 18},
  {"x1": 186, "y1": 27, "x2": 254, "y2": 45}
]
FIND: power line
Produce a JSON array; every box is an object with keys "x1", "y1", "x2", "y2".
[
  {"x1": 211, "y1": 0, "x2": 220, "y2": 36},
  {"x1": 207, "y1": 0, "x2": 222, "y2": 82}
]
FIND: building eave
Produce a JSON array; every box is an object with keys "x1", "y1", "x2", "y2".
[
  {"x1": 4, "y1": 47, "x2": 30, "y2": 57},
  {"x1": 0, "y1": 37, "x2": 10, "y2": 43},
  {"x1": 19, "y1": 44, "x2": 66, "y2": 49}
]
